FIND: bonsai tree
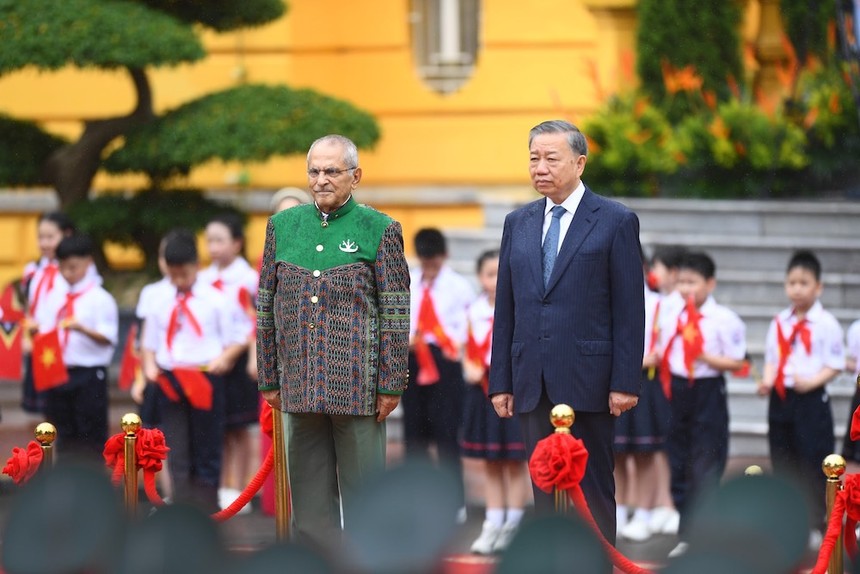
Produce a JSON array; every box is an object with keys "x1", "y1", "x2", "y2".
[{"x1": 0, "y1": 0, "x2": 380, "y2": 270}]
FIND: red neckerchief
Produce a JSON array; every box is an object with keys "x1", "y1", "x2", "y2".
[
  {"x1": 414, "y1": 281, "x2": 458, "y2": 385},
  {"x1": 166, "y1": 290, "x2": 203, "y2": 351},
  {"x1": 30, "y1": 262, "x2": 58, "y2": 316},
  {"x1": 773, "y1": 313, "x2": 812, "y2": 400},
  {"x1": 57, "y1": 283, "x2": 94, "y2": 349},
  {"x1": 659, "y1": 296, "x2": 703, "y2": 399},
  {"x1": 466, "y1": 317, "x2": 493, "y2": 395}
]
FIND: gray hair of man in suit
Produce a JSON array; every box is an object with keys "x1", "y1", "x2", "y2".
[{"x1": 528, "y1": 119, "x2": 589, "y2": 157}]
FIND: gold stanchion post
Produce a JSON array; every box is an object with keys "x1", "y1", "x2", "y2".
[
  {"x1": 272, "y1": 408, "x2": 290, "y2": 541},
  {"x1": 34, "y1": 422, "x2": 56, "y2": 472},
  {"x1": 744, "y1": 465, "x2": 763, "y2": 476},
  {"x1": 121, "y1": 413, "x2": 142, "y2": 517},
  {"x1": 550, "y1": 404, "x2": 575, "y2": 514},
  {"x1": 823, "y1": 454, "x2": 846, "y2": 574}
]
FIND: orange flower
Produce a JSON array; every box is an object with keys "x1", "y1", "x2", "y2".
[
  {"x1": 633, "y1": 97, "x2": 648, "y2": 118},
  {"x1": 703, "y1": 90, "x2": 717, "y2": 110},
  {"x1": 734, "y1": 141, "x2": 747, "y2": 157},
  {"x1": 675, "y1": 65, "x2": 703, "y2": 92},
  {"x1": 627, "y1": 130, "x2": 652, "y2": 145},
  {"x1": 662, "y1": 60, "x2": 679, "y2": 94},
  {"x1": 586, "y1": 136, "x2": 601, "y2": 154},
  {"x1": 709, "y1": 117, "x2": 729, "y2": 139},
  {"x1": 804, "y1": 106, "x2": 820, "y2": 128},
  {"x1": 829, "y1": 92, "x2": 841, "y2": 114},
  {"x1": 727, "y1": 75, "x2": 741, "y2": 99}
]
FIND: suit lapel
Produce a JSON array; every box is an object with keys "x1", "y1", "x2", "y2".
[
  {"x1": 524, "y1": 200, "x2": 545, "y2": 291},
  {"x1": 545, "y1": 189, "x2": 600, "y2": 294}
]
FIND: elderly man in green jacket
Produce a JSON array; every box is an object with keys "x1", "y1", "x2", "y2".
[{"x1": 257, "y1": 134, "x2": 411, "y2": 551}]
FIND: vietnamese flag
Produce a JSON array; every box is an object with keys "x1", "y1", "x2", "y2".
[
  {"x1": 681, "y1": 296, "x2": 704, "y2": 381},
  {"x1": 118, "y1": 323, "x2": 141, "y2": 391},
  {"x1": 0, "y1": 283, "x2": 25, "y2": 381},
  {"x1": 32, "y1": 329, "x2": 68, "y2": 391},
  {"x1": 158, "y1": 369, "x2": 212, "y2": 411}
]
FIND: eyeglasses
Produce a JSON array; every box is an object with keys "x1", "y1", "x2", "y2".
[{"x1": 307, "y1": 167, "x2": 356, "y2": 179}]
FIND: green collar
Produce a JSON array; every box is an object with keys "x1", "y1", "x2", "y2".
[{"x1": 316, "y1": 196, "x2": 356, "y2": 223}]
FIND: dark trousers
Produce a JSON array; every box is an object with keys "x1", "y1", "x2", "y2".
[
  {"x1": 157, "y1": 370, "x2": 226, "y2": 513},
  {"x1": 402, "y1": 345, "x2": 465, "y2": 507},
  {"x1": 768, "y1": 387, "x2": 833, "y2": 529},
  {"x1": 666, "y1": 374, "x2": 728, "y2": 539},
  {"x1": 43, "y1": 365, "x2": 108, "y2": 465},
  {"x1": 519, "y1": 389, "x2": 617, "y2": 546}
]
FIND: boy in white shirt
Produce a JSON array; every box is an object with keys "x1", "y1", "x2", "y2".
[
  {"x1": 760, "y1": 250, "x2": 845, "y2": 536},
  {"x1": 39, "y1": 234, "x2": 118, "y2": 464},
  {"x1": 659, "y1": 251, "x2": 746, "y2": 556},
  {"x1": 141, "y1": 231, "x2": 246, "y2": 512}
]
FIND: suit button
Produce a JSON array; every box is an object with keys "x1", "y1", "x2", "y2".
[
  {"x1": 309, "y1": 323, "x2": 315, "y2": 329},
  {"x1": 310, "y1": 296, "x2": 319, "y2": 304}
]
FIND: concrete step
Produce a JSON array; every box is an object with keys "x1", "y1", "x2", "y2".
[
  {"x1": 623, "y1": 197, "x2": 860, "y2": 239},
  {"x1": 713, "y1": 269, "x2": 860, "y2": 309}
]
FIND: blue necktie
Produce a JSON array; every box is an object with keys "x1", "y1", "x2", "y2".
[{"x1": 542, "y1": 205, "x2": 566, "y2": 287}]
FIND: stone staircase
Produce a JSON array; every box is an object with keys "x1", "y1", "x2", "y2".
[{"x1": 444, "y1": 195, "x2": 860, "y2": 458}]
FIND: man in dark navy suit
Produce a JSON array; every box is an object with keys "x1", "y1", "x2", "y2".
[{"x1": 489, "y1": 120, "x2": 645, "y2": 545}]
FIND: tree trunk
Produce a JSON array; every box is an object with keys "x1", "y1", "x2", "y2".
[{"x1": 43, "y1": 67, "x2": 154, "y2": 210}]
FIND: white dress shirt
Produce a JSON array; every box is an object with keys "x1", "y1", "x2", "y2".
[
  {"x1": 39, "y1": 279, "x2": 118, "y2": 367},
  {"x1": 142, "y1": 280, "x2": 247, "y2": 370},
  {"x1": 467, "y1": 293, "x2": 494, "y2": 365},
  {"x1": 660, "y1": 295, "x2": 747, "y2": 379},
  {"x1": 541, "y1": 181, "x2": 585, "y2": 253},
  {"x1": 847, "y1": 319, "x2": 860, "y2": 378},
  {"x1": 409, "y1": 264, "x2": 474, "y2": 346},
  {"x1": 765, "y1": 300, "x2": 845, "y2": 388}
]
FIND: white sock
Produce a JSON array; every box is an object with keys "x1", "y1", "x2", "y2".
[
  {"x1": 632, "y1": 507, "x2": 652, "y2": 523},
  {"x1": 486, "y1": 507, "x2": 505, "y2": 528},
  {"x1": 504, "y1": 507, "x2": 525, "y2": 527},
  {"x1": 616, "y1": 504, "x2": 629, "y2": 526}
]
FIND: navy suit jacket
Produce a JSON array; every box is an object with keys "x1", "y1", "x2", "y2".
[{"x1": 489, "y1": 188, "x2": 645, "y2": 414}]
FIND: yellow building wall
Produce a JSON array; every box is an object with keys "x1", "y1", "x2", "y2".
[{"x1": 0, "y1": 0, "x2": 773, "y2": 281}]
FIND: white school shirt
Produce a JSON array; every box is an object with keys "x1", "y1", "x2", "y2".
[
  {"x1": 847, "y1": 319, "x2": 860, "y2": 378},
  {"x1": 467, "y1": 293, "x2": 494, "y2": 365},
  {"x1": 33, "y1": 263, "x2": 102, "y2": 328},
  {"x1": 643, "y1": 287, "x2": 661, "y2": 359},
  {"x1": 409, "y1": 264, "x2": 474, "y2": 347},
  {"x1": 198, "y1": 257, "x2": 258, "y2": 334},
  {"x1": 541, "y1": 182, "x2": 585, "y2": 253},
  {"x1": 764, "y1": 301, "x2": 845, "y2": 388},
  {"x1": 142, "y1": 280, "x2": 247, "y2": 370},
  {"x1": 660, "y1": 295, "x2": 747, "y2": 379},
  {"x1": 136, "y1": 276, "x2": 173, "y2": 346},
  {"x1": 39, "y1": 279, "x2": 118, "y2": 367}
]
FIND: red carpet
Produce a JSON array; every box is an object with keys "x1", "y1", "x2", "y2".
[{"x1": 440, "y1": 554, "x2": 663, "y2": 574}]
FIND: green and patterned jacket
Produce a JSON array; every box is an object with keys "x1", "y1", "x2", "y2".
[{"x1": 256, "y1": 197, "x2": 410, "y2": 416}]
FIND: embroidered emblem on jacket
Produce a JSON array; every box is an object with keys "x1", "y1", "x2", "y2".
[{"x1": 339, "y1": 240, "x2": 359, "y2": 253}]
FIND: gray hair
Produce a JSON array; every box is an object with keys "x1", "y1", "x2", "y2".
[
  {"x1": 307, "y1": 134, "x2": 359, "y2": 168},
  {"x1": 528, "y1": 120, "x2": 588, "y2": 156}
]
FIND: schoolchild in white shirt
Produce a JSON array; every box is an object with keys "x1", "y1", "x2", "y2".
[
  {"x1": 39, "y1": 234, "x2": 118, "y2": 463},
  {"x1": 403, "y1": 228, "x2": 474, "y2": 518},
  {"x1": 199, "y1": 213, "x2": 259, "y2": 511},
  {"x1": 20, "y1": 212, "x2": 75, "y2": 414},
  {"x1": 141, "y1": 231, "x2": 246, "y2": 512},
  {"x1": 658, "y1": 251, "x2": 746, "y2": 555},
  {"x1": 760, "y1": 250, "x2": 845, "y2": 534},
  {"x1": 841, "y1": 318, "x2": 860, "y2": 471}
]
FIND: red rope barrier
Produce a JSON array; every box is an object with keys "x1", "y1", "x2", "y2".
[
  {"x1": 810, "y1": 492, "x2": 846, "y2": 574},
  {"x1": 2, "y1": 441, "x2": 43, "y2": 485},
  {"x1": 529, "y1": 432, "x2": 653, "y2": 574},
  {"x1": 211, "y1": 446, "x2": 274, "y2": 521},
  {"x1": 102, "y1": 426, "x2": 274, "y2": 520}
]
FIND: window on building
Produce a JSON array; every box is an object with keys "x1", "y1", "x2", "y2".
[{"x1": 409, "y1": 0, "x2": 480, "y2": 94}]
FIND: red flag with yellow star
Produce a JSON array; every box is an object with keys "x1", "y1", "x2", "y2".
[
  {"x1": 681, "y1": 296, "x2": 704, "y2": 381},
  {"x1": 0, "y1": 283, "x2": 25, "y2": 381},
  {"x1": 32, "y1": 329, "x2": 68, "y2": 391}
]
